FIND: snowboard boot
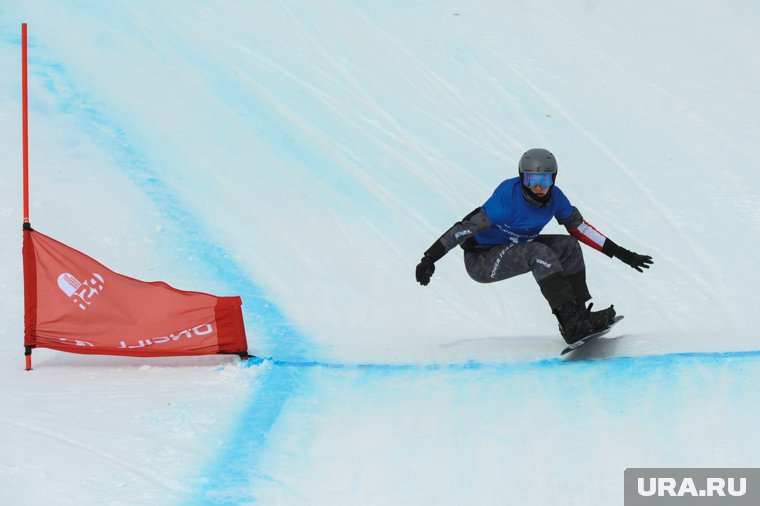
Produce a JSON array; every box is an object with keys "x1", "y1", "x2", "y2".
[
  {"x1": 586, "y1": 303, "x2": 616, "y2": 333},
  {"x1": 553, "y1": 301, "x2": 595, "y2": 345},
  {"x1": 566, "y1": 270, "x2": 591, "y2": 305}
]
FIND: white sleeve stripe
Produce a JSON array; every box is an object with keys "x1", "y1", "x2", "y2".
[{"x1": 576, "y1": 222, "x2": 606, "y2": 248}]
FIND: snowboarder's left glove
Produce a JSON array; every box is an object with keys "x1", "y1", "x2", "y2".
[
  {"x1": 602, "y1": 240, "x2": 653, "y2": 272},
  {"x1": 416, "y1": 257, "x2": 435, "y2": 286},
  {"x1": 614, "y1": 248, "x2": 653, "y2": 272}
]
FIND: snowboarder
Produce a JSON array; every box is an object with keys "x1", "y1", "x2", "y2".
[{"x1": 415, "y1": 148, "x2": 653, "y2": 344}]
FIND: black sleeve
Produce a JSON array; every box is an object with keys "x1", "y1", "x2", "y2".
[
  {"x1": 423, "y1": 208, "x2": 492, "y2": 262},
  {"x1": 557, "y1": 206, "x2": 584, "y2": 230}
]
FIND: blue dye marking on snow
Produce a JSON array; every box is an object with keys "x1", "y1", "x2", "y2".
[
  {"x1": 19, "y1": 46, "x2": 317, "y2": 505},
  {"x1": 243, "y1": 348, "x2": 760, "y2": 372},
  {"x1": 180, "y1": 49, "x2": 393, "y2": 227},
  {"x1": 189, "y1": 348, "x2": 760, "y2": 504},
  {"x1": 188, "y1": 364, "x2": 310, "y2": 506}
]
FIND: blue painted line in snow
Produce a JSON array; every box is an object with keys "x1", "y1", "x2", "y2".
[
  {"x1": 188, "y1": 364, "x2": 309, "y2": 506},
  {"x1": 17, "y1": 41, "x2": 316, "y2": 505},
  {"x1": 242, "y1": 348, "x2": 760, "y2": 372},
  {"x1": 190, "y1": 348, "x2": 760, "y2": 504},
  {"x1": 192, "y1": 50, "x2": 393, "y2": 227}
]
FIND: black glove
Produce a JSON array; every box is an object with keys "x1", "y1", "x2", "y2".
[
  {"x1": 615, "y1": 247, "x2": 653, "y2": 273},
  {"x1": 416, "y1": 257, "x2": 435, "y2": 286}
]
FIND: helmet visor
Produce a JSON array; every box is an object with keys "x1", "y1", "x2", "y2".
[{"x1": 523, "y1": 172, "x2": 554, "y2": 189}]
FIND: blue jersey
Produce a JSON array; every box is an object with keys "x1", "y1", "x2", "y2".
[{"x1": 474, "y1": 177, "x2": 574, "y2": 245}]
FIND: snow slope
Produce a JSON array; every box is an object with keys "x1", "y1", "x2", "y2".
[{"x1": 1, "y1": 1, "x2": 759, "y2": 504}]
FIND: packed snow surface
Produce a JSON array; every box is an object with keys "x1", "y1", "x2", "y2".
[{"x1": 1, "y1": 1, "x2": 759, "y2": 504}]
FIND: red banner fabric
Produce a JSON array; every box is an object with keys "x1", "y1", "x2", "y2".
[{"x1": 23, "y1": 230, "x2": 248, "y2": 357}]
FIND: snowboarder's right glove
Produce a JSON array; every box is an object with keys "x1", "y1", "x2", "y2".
[
  {"x1": 415, "y1": 257, "x2": 435, "y2": 286},
  {"x1": 416, "y1": 240, "x2": 447, "y2": 286},
  {"x1": 603, "y1": 240, "x2": 653, "y2": 273}
]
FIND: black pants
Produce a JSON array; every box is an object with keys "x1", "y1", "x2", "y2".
[{"x1": 463, "y1": 235, "x2": 590, "y2": 308}]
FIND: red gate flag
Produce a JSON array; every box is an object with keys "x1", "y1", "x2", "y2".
[{"x1": 23, "y1": 229, "x2": 249, "y2": 358}]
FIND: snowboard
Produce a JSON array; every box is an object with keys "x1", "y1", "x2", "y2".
[{"x1": 560, "y1": 315, "x2": 624, "y2": 356}]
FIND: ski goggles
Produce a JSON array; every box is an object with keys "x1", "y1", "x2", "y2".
[{"x1": 522, "y1": 172, "x2": 554, "y2": 189}]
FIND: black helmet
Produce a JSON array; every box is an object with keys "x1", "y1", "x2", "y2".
[{"x1": 518, "y1": 148, "x2": 558, "y2": 175}]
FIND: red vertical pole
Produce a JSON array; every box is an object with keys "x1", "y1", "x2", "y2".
[
  {"x1": 22, "y1": 23, "x2": 30, "y2": 228},
  {"x1": 22, "y1": 24, "x2": 33, "y2": 371}
]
